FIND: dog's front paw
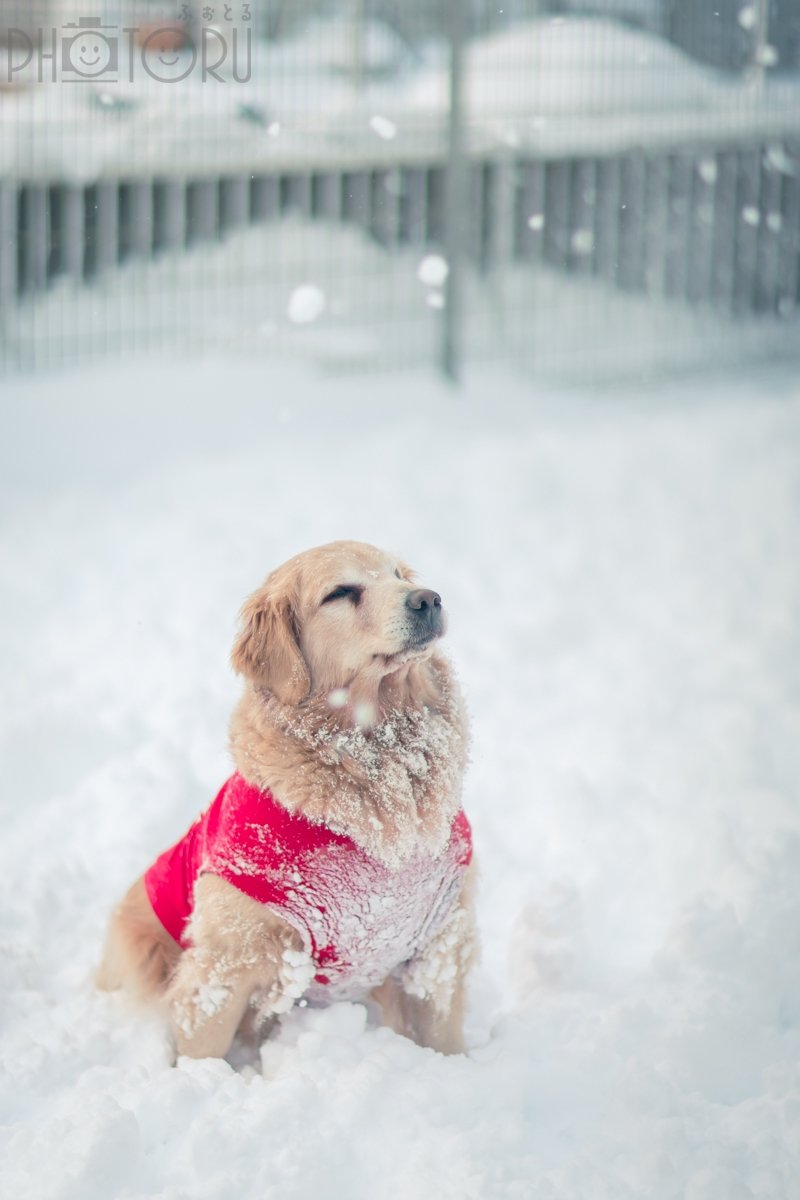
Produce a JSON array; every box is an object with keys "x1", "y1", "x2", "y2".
[
  {"x1": 253, "y1": 946, "x2": 315, "y2": 1018},
  {"x1": 171, "y1": 978, "x2": 231, "y2": 1040}
]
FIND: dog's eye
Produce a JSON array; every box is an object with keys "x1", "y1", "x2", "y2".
[
  {"x1": 321, "y1": 584, "x2": 362, "y2": 605},
  {"x1": 394, "y1": 569, "x2": 403, "y2": 579}
]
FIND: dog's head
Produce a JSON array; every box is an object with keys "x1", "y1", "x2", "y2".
[{"x1": 231, "y1": 541, "x2": 447, "y2": 706}]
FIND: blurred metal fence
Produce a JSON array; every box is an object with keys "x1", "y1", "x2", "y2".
[
  {"x1": 3, "y1": 138, "x2": 799, "y2": 313},
  {"x1": 1, "y1": 0, "x2": 799, "y2": 378}
]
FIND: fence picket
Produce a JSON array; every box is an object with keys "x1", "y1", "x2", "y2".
[{"x1": 0, "y1": 182, "x2": 18, "y2": 310}]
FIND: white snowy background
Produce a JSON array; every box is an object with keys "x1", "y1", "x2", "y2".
[{"x1": 2, "y1": 352, "x2": 799, "y2": 1199}]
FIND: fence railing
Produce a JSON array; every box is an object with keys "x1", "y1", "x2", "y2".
[{"x1": 3, "y1": 133, "x2": 798, "y2": 321}]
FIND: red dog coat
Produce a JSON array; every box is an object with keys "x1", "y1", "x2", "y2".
[{"x1": 144, "y1": 772, "x2": 472, "y2": 1002}]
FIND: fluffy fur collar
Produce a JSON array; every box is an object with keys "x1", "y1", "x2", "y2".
[{"x1": 228, "y1": 657, "x2": 468, "y2": 867}]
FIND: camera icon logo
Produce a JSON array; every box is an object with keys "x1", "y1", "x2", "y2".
[{"x1": 61, "y1": 17, "x2": 119, "y2": 80}]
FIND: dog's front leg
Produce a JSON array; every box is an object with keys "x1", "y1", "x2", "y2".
[
  {"x1": 372, "y1": 864, "x2": 478, "y2": 1055},
  {"x1": 166, "y1": 946, "x2": 258, "y2": 1059},
  {"x1": 165, "y1": 875, "x2": 312, "y2": 1059}
]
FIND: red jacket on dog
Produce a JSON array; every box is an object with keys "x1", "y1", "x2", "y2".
[{"x1": 144, "y1": 772, "x2": 472, "y2": 1003}]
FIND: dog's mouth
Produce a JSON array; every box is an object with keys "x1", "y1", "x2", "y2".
[{"x1": 376, "y1": 632, "x2": 440, "y2": 670}]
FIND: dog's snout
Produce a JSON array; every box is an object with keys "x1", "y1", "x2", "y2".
[{"x1": 406, "y1": 588, "x2": 442, "y2": 615}]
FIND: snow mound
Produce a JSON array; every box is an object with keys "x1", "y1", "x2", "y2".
[{"x1": 407, "y1": 16, "x2": 731, "y2": 116}]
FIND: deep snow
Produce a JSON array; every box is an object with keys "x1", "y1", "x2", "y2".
[{"x1": 1, "y1": 355, "x2": 800, "y2": 1199}]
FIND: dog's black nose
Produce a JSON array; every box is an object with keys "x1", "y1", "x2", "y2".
[{"x1": 406, "y1": 588, "x2": 442, "y2": 614}]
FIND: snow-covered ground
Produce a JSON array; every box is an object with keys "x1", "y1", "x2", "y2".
[{"x1": 1, "y1": 353, "x2": 799, "y2": 1198}]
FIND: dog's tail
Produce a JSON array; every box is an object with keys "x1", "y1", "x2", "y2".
[{"x1": 96, "y1": 875, "x2": 180, "y2": 1001}]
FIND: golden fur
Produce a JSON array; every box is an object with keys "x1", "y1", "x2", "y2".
[{"x1": 97, "y1": 541, "x2": 476, "y2": 1059}]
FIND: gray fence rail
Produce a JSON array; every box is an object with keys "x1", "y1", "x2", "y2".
[{"x1": 2, "y1": 137, "x2": 799, "y2": 321}]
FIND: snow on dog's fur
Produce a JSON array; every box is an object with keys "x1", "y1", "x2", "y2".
[{"x1": 98, "y1": 541, "x2": 476, "y2": 1060}]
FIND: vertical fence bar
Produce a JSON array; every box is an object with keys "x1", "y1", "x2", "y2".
[
  {"x1": 370, "y1": 170, "x2": 402, "y2": 248},
  {"x1": 463, "y1": 163, "x2": 482, "y2": 269},
  {"x1": 134, "y1": 180, "x2": 155, "y2": 257},
  {"x1": 733, "y1": 149, "x2": 762, "y2": 315},
  {"x1": 569, "y1": 158, "x2": 597, "y2": 275},
  {"x1": 21, "y1": 185, "x2": 49, "y2": 294},
  {"x1": 83, "y1": 186, "x2": 98, "y2": 279},
  {"x1": 51, "y1": 183, "x2": 85, "y2": 283},
  {"x1": 618, "y1": 155, "x2": 647, "y2": 291},
  {"x1": 710, "y1": 151, "x2": 738, "y2": 312},
  {"x1": 544, "y1": 160, "x2": 570, "y2": 270},
  {"x1": 594, "y1": 157, "x2": 622, "y2": 284},
  {"x1": 386, "y1": 169, "x2": 405, "y2": 249},
  {"x1": 482, "y1": 158, "x2": 515, "y2": 353},
  {"x1": 153, "y1": 178, "x2": 187, "y2": 252},
  {"x1": 754, "y1": 149, "x2": 783, "y2": 312},
  {"x1": 486, "y1": 158, "x2": 515, "y2": 271},
  {"x1": 686, "y1": 153, "x2": 718, "y2": 304},
  {"x1": 476, "y1": 164, "x2": 492, "y2": 271},
  {"x1": 426, "y1": 168, "x2": 446, "y2": 245},
  {"x1": 396, "y1": 168, "x2": 413, "y2": 244},
  {"x1": 776, "y1": 167, "x2": 800, "y2": 316},
  {"x1": 285, "y1": 173, "x2": 312, "y2": 219},
  {"x1": 515, "y1": 160, "x2": 546, "y2": 262},
  {"x1": 93, "y1": 181, "x2": 119, "y2": 276},
  {"x1": 664, "y1": 154, "x2": 693, "y2": 299},
  {"x1": 0, "y1": 182, "x2": 19, "y2": 309},
  {"x1": 120, "y1": 181, "x2": 154, "y2": 261},
  {"x1": 250, "y1": 175, "x2": 279, "y2": 221},
  {"x1": 443, "y1": 0, "x2": 466, "y2": 383},
  {"x1": 46, "y1": 187, "x2": 61, "y2": 284},
  {"x1": 404, "y1": 168, "x2": 428, "y2": 246},
  {"x1": 341, "y1": 171, "x2": 370, "y2": 231},
  {"x1": 220, "y1": 176, "x2": 249, "y2": 234},
  {"x1": 313, "y1": 172, "x2": 342, "y2": 222},
  {"x1": 642, "y1": 156, "x2": 670, "y2": 296},
  {"x1": 187, "y1": 178, "x2": 219, "y2": 245}
]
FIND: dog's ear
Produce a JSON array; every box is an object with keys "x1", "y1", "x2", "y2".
[{"x1": 231, "y1": 583, "x2": 310, "y2": 704}]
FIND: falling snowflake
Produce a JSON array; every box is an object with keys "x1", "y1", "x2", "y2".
[
  {"x1": 417, "y1": 255, "x2": 449, "y2": 287},
  {"x1": 287, "y1": 285, "x2": 326, "y2": 324},
  {"x1": 354, "y1": 701, "x2": 377, "y2": 728},
  {"x1": 571, "y1": 229, "x2": 594, "y2": 256},
  {"x1": 764, "y1": 145, "x2": 795, "y2": 175},
  {"x1": 369, "y1": 115, "x2": 397, "y2": 141},
  {"x1": 698, "y1": 159, "x2": 718, "y2": 185}
]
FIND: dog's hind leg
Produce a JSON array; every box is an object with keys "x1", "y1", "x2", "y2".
[{"x1": 372, "y1": 863, "x2": 478, "y2": 1055}]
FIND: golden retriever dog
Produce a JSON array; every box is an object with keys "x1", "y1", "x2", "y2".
[{"x1": 97, "y1": 541, "x2": 476, "y2": 1059}]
